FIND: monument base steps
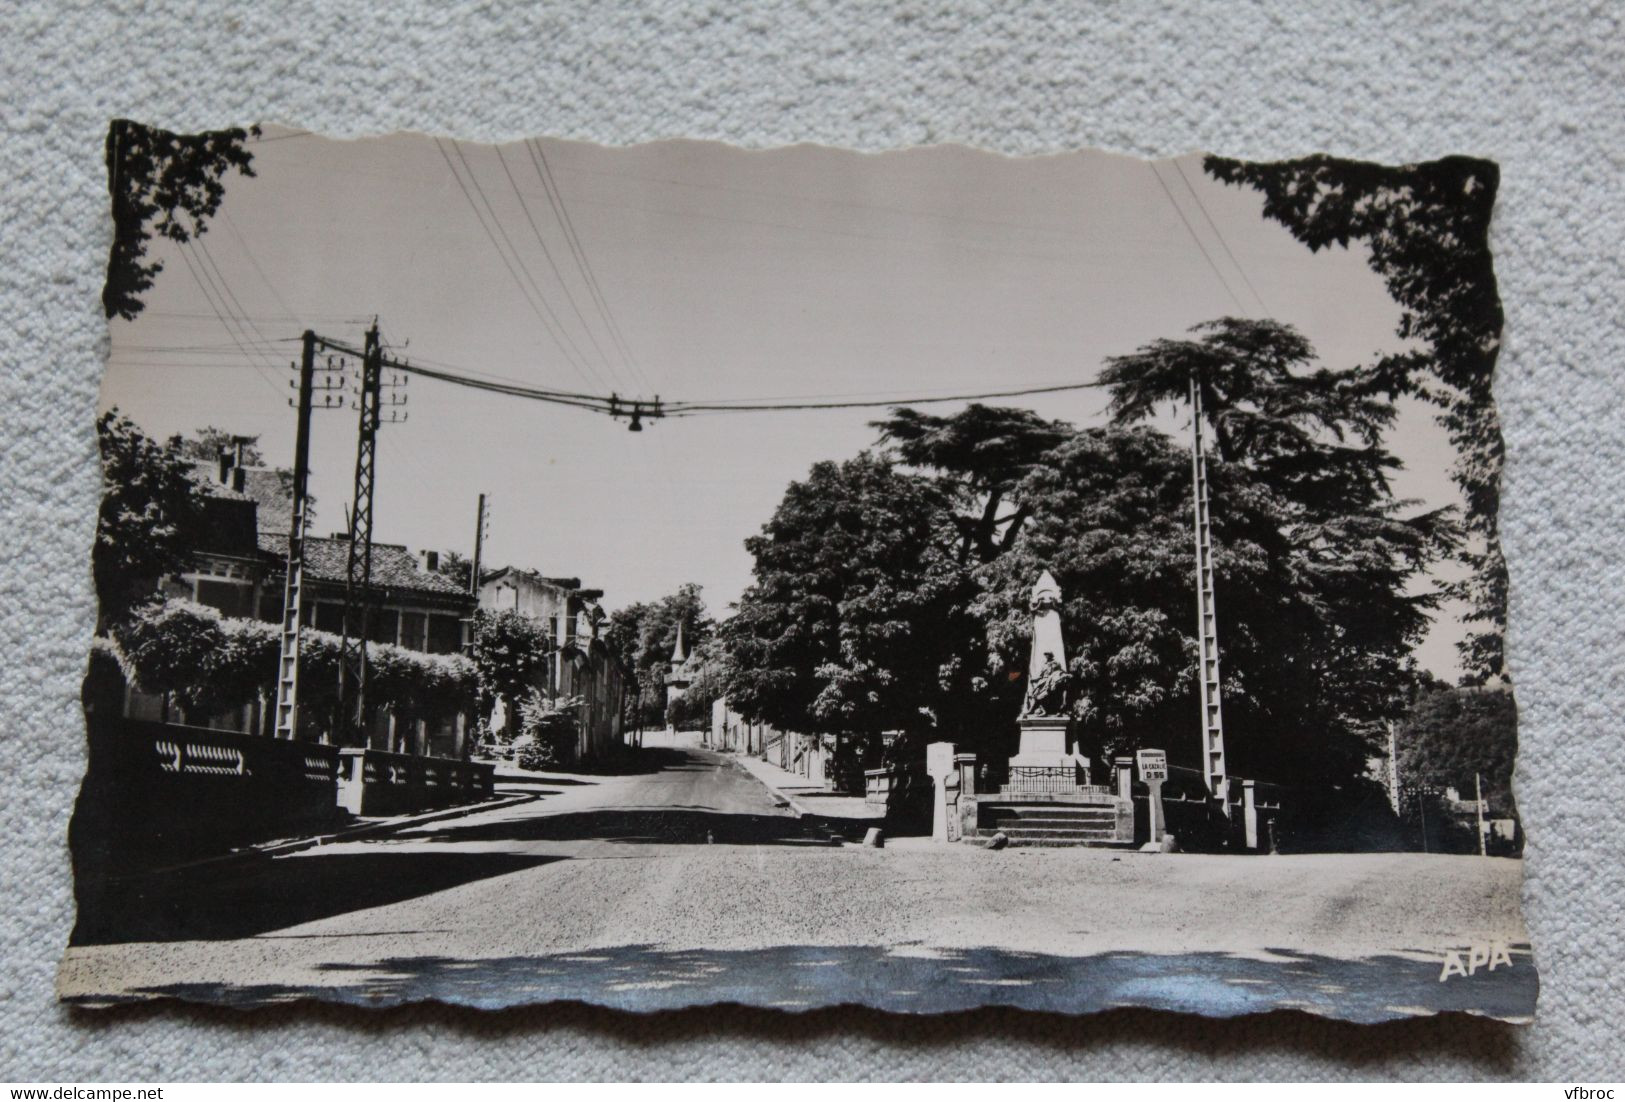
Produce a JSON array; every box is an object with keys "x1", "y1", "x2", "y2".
[{"x1": 973, "y1": 803, "x2": 1134, "y2": 848}]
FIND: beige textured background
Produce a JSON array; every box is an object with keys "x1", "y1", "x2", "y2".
[{"x1": 2, "y1": 0, "x2": 1621, "y2": 1080}]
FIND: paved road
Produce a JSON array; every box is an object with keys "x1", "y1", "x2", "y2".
[{"x1": 59, "y1": 745, "x2": 1537, "y2": 1022}]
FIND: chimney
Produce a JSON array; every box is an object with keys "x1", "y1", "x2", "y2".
[
  {"x1": 217, "y1": 449, "x2": 233, "y2": 484},
  {"x1": 231, "y1": 467, "x2": 246, "y2": 492},
  {"x1": 419, "y1": 549, "x2": 440, "y2": 574}
]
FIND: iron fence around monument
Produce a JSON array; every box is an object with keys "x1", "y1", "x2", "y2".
[{"x1": 1002, "y1": 763, "x2": 1103, "y2": 797}]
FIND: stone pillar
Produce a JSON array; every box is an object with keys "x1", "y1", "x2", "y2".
[
  {"x1": 1243, "y1": 780, "x2": 1258, "y2": 850},
  {"x1": 926, "y1": 742, "x2": 960, "y2": 843},
  {"x1": 1115, "y1": 757, "x2": 1134, "y2": 801}
]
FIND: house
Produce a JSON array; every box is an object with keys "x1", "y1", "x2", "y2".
[
  {"x1": 477, "y1": 567, "x2": 630, "y2": 762},
  {"x1": 123, "y1": 451, "x2": 478, "y2": 756}
]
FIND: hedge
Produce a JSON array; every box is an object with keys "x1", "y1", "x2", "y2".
[{"x1": 108, "y1": 599, "x2": 476, "y2": 729}]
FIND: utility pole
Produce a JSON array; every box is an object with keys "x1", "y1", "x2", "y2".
[
  {"x1": 1475, "y1": 771, "x2": 1487, "y2": 856},
  {"x1": 273, "y1": 331, "x2": 343, "y2": 740},
  {"x1": 470, "y1": 492, "x2": 488, "y2": 597},
  {"x1": 1386, "y1": 722, "x2": 1402, "y2": 814},
  {"x1": 1190, "y1": 373, "x2": 1229, "y2": 812},
  {"x1": 335, "y1": 322, "x2": 407, "y2": 744}
]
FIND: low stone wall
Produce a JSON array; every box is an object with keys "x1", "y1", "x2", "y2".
[
  {"x1": 336, "y1": 747, "x2": 495, "y2": 817},
  {"x1": 70, "y1": 716, "x2": 342, "y2": 871}
]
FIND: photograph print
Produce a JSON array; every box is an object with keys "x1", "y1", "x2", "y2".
[{"x1": 59, "y1": 122, "x2": 1533, "y2": 1023}]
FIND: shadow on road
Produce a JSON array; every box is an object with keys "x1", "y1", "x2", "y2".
[
  {"x1": 564, "y1": 747, "x2": 698, "y2": 776},
  {"x1": 403, "y1": 807, "x2": 835, "y2": 848},
  {"x1": 81, "y1": 942, "x2": 1539, "y2": 1024},
  {"x1": 493, "y1": 774, "x2": 596, "y2": 788},
  {"x1": 71, "y1": 850, "x2": 561, "y2": 946}
]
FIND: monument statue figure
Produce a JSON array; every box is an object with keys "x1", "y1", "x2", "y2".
[
  {"x1": 1023, "y1": 651, "x2": 1068, "y2": 717},
  {"x1": 1020, "y1": 569, "x2": 1070, "y2": 719}
]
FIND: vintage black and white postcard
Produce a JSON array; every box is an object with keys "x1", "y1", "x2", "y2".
[{"x1": 60, "y1": 123, "x2": 1533, "y2": 1022}]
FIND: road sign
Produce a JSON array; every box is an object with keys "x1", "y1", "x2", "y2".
[{"x1": 1136, "y1": 748, "x2": 1168, "y2": 782}]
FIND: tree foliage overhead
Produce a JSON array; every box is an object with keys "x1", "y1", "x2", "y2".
[
  {"x1": 103, "y1": 119, "x2": 260, "y2": 321},
  {"x1": 1203, "y1": 154, "x2": 1507, "y2": 680},
  {"x1": 1036, "y1": 317, "x2": 1459, "y2": 781},
  {"x1": 874, "y1": 404, "x2": 1070, "y2": 564},
  {"x1": 94, "y1": 410, "x2": 207, "y2": 624}
]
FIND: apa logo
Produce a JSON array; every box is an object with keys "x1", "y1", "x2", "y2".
[{"x1": 1438, "y1": 941, "x2": 1514, "y2": 981}]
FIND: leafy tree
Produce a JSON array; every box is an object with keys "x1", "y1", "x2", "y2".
[
  {"x1": 1047, "y1": 319, "x2": 1458, "y2": 782},
  {"x1": 175, "y1": 428, "x2": 266, "y2": 467},
  {"x1": 104, "y1": 119, "x2": 260, "y2": 320},
  {"x1": 471, "y1": 608, "x2": 555, "y2": 718},
  {"x1": 874, "y1": 404, "x2": 1070, "y2": 564},
  {"x1": 605, "y1": 583, "x2": 713, "y2": 706},
  {"x1": 515, "y1": 691, "x2": 585, "y2": 768},
  {"x1": 110, "y1": 598, "x2": 477, "y2": 741},
  {"x1": 1204, "y1": 154, "x2": 1507, "y2": 680},
  {"x1": 431, "y1": 549, "x2": 474, "y2": 592},
  {"x1": 723, "y1": 454, "x2": 1002, "y2": 764},
  {"x1": 976, "y1": 419, "x2": 1447, "y2": 786},
  {"x1": 94, "y1": 410, "x2": 207, "y2": 624},
  {"x1": 666, "y1": 639, "x2": 728, "y2": 730},
  {"x1": 1395, "y1": 683, "x2": 1518, "y2": 817}
]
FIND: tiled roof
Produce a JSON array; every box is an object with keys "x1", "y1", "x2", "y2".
[
  {"x1": 237, "y1": 469, "x2": 297, "y2": 531},
  {"x1": 187, "y1": 462, "x2": 253, "y2": 501},
  {"x1": 188, "y1": 463, "x2": 297, "y2": 527},
  {"x1": 258, "y1": 532, "x2": 469, "y2": 597}
]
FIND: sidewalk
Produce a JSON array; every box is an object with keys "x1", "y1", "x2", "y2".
[{"x1": 729, "y1": 751, "x2": 881, "y2": 825}]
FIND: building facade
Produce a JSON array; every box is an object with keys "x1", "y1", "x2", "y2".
[
  {"x1": 477, "y1": 567, "x2": 630, "y2": 762},
  {"x1": 122, "y1": 453, "x2": 478, "y2": 757}
]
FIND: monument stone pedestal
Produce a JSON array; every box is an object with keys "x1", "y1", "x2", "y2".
[{"x1": 1008, "y1": 716, "x2": 1073, "y2": 770}]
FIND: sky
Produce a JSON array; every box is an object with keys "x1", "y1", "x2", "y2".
[{"x1": 100, "y1": 126, "x2": 1470, "y2": 679}]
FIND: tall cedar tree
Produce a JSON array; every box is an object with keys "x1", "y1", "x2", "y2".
[
  {"x1": 104, "y1": 120, "x2": 260, "y2": 321},
  {"x1": 1203, "y1": 155, "x2": 1507, "y2": 681},
  {"x1": 874, "y1": 405, "x2": 1069, "y2": 565}
]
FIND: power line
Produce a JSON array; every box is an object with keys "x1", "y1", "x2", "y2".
[
  {"x1": 222, "y1": 210, "x2": 301, "y2": 320},
  {"x1": 493, "y1": 144, "x2": 625, "y2": 390},
  {"x1": 434, "y1": 138, "x2": 606, "y2": 391},
  {"x1": 1148, "y1": 162, "x2": 1247, "y2": 315},
  {"x1": 310, "y1": 330, "x2": 1104, "y2": 423},
  {"x1": 171, "y1": 244, "x2": 286, "y2": 400},
  {"x1": 663, "y1": 379, "x2": 1106, "y2": 416},
  {"x1": 526, "y1": 138, "x2": 651, "y2": 393},
  {"x1": 1172, "y1": 159, "x2": 1269, "y2": 315}
]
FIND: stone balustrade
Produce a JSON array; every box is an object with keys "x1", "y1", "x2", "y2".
[
  {"x1": 337, "y1": 746, "x2": 496, "y2": 817},
  {"x1": 72, "y1": 717, "x2": 342, "y2": 870}
]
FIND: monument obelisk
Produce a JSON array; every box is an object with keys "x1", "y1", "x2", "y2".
[{"x1": 1008, "y1": 570, "x2": 1085, "y2": 776}]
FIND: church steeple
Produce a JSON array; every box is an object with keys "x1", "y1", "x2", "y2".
[{"x1": 671, "y1": 620, "x2": 689, "y2": 665}]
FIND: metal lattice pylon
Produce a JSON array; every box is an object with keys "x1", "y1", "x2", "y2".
[
  {"x1": 1190, "y1": 373, "x2": 1229, "y2": 808},
  {"x1": 335, "y1": 324, "x2": 383, "y2": 744}
]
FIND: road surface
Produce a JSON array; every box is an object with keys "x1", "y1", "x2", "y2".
[{"x1": 58, "y1": 745, "x2": 1537, "y2": 1021}]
